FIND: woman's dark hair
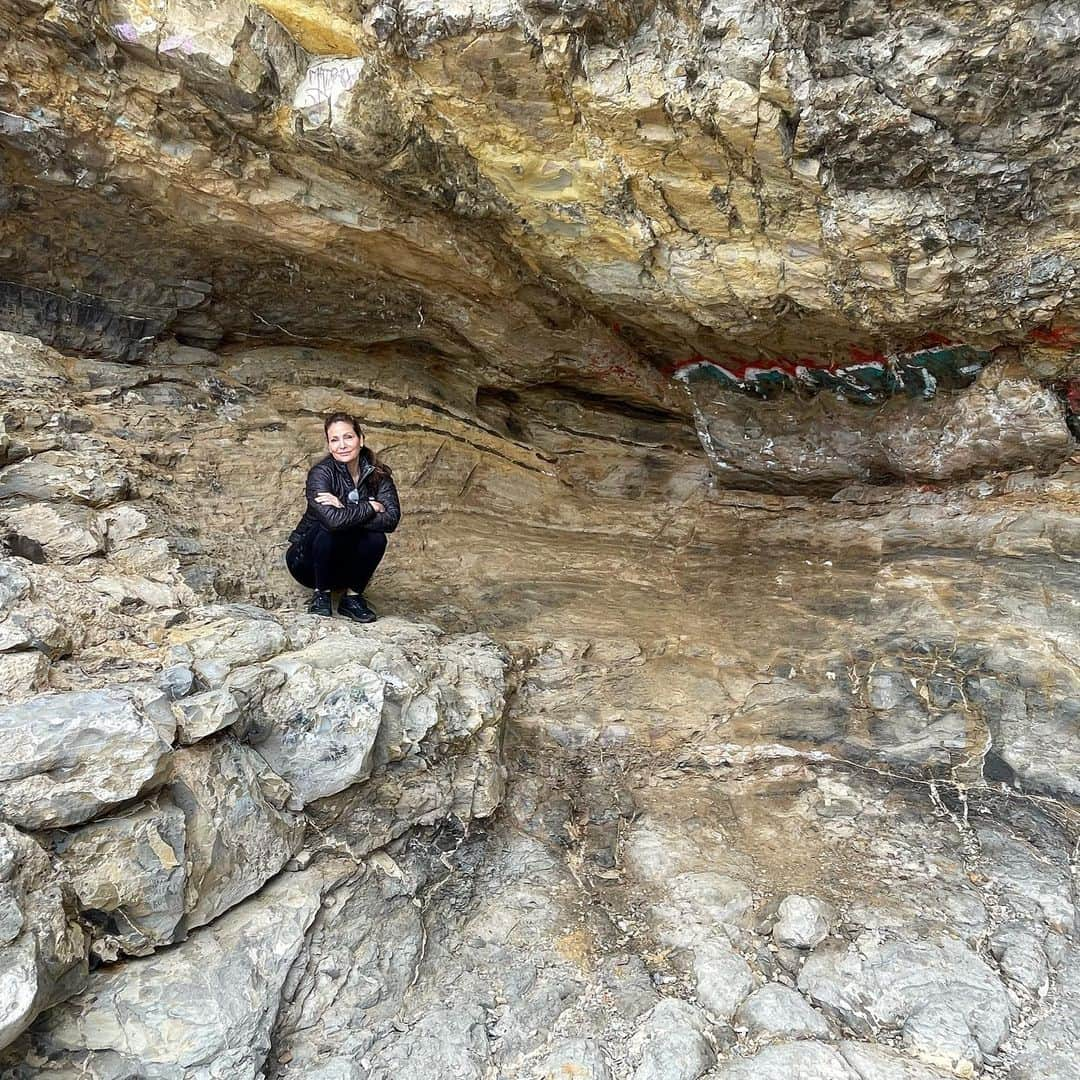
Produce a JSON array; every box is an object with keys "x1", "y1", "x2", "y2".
[{"x1": 323, "y1": 411, "x2": 392, "y2": 479}]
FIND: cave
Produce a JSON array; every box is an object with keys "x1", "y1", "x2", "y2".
[{"x1": 1, "y1": 2, "x2": 1078, "y2": 1078}]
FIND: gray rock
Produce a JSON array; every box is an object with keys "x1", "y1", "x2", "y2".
[
  {"x1": 175, "y1": 687, "x2": 242, "y2": 744},
  {"x1": 649, "y1": 871, "x2": 755, "y2": 950},
  {"x1": 900, "y1": 998, "x2": 983, "y2": 1073},
  {"x1": 773, "y1": 895, "x2": 833, "y2": 950},
  {"x1": 0, "y1": 687, "x2": 175, "y2": 829},
  {"x1": 0, "y1": 562, "x2": 30, "y2": 613},
  {"x1": 157, "y1": 664, "x2": 194, "y2": 701},
  {"x1": 715, "y1": 1040, "x2": 860, "y2": 1079},
  {"x1": 629, "y1": 997, "x2": 715, "y2": 1080},
  {"x1": 250, "y1": 649, "x2": 386, "y2": 804},
  {"x1": 735, "y1": 983, "x2": 832, "y2": 1042},
  {"x1": 838, "y1": 1041, "x2": 954, "y2": 1079},
  {"x1": 537, "y1": 1037, "x2": 612, "y2": 1079},
  {"x1": 168, "y1": 738, "x2": 305, "y2": 931},
  {"x1": 0, "y1": 825, "x2": 87, "y2": 1051},
  {"x1": 693, "y1": 938, "x2": 755, "y2": 1021},
  {"x1": 989, "y1": 924, "x2": 1049, "y2": 996},
  {"x1": 2, "y1": 865, "x2": 334, "y2": 1077},
  {"x1": 1009, "y1": 944, "x2": 1080, "y2": 1080},
  {"x1": 974, "y1": 824, "x2": 1077, "y2": 935},
  {"x1": 798, "y1": 931, "x2": 1010, "y2": 1058},
  {"x1": 0, "y1": 451, "x2": 131, "y2": 508},
  {"x1": 52, "y1": 801, "x2": 187, "y2": 959}
]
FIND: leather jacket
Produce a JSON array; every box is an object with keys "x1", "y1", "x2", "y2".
[{"x1": 289, "y1": 453, "x2": 401, "y2": 544}]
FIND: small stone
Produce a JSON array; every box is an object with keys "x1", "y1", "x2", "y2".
[
  {"x1": 158, "y1": 663, "x2": 195, "y2": 701},
  {"x1": 538, "y1": 1037, "x2": 612, "y2": 1079},
  {"x1": 175, "y1": 687, "x2": 242, "y2": 744},
  {"x1": 693, "y1": 938, "x2": 755, "y2": 1021},
  {"x1": 735, "y1": 983, "x2": 832, "y2": 1042},
  {"x1": 629, "y1": 997, "x2": 715, "y2": 1080},
  {"x1": 773, "y1": 894, "x2": 833, "y2": 950}
]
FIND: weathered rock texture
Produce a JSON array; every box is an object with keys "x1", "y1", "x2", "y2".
[
  {"x1": 1, "y1": 1, "x2": 1077, "y2": 404},
  {"x1": 0, "y1": 0, "x2": 1079, "y2": 1076}
]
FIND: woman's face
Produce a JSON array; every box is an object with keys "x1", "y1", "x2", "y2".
[{"x1": 326, "y1": 420, "x2": 363, "y2": 466}]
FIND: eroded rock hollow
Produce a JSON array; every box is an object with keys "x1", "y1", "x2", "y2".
[{"x1": 0, "y1": 2, "x2": 1078, "y2": 1078}]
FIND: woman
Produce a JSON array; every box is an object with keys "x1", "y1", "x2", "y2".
[{"x1": 285, "y1": 412, "x2": 401, "y2": 621}]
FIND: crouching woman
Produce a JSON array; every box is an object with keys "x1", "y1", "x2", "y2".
[{"x1": 285, "y1": 412, "x2": 400, "y2": 621}]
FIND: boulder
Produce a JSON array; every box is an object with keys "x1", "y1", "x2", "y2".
[
  {"x1": 2, "y1": 865, "x2": 335, "y2": 1077},
  {"x1": 52, "y1": 801, "x2": 187, "y2": 959},
  {"x1": 167, "y1": 737, "x2": 305, "y2": 931},
  {"x1": 628, "y1": 997, "x2": 715, "y2": 1080},
  {"x1": 0, "y1": 687, "x2": 175, "y2": 830},
  {"x1": 735, "y1": 984, "x2": 832, "y2": 1042},
  {"x1": 0, "y1": 824, "x2": 87, "y2": 1051},
  {"x1": 798, "y1": 931, "x2": 1011, "y2": 1062},
  {"x1": 692, "y1": 939, "x2": 755, "y2": 1021},
  {"x1": 715, "y1": 1041, "x2": 860, "y2": 1079}
]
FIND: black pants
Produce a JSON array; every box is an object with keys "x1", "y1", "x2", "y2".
[{"x1": 286, "y1": 525, "x2": 387, "y2": 593}]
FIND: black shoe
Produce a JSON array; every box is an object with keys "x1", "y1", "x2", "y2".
[
  {"x1": 338, "y1": 593, "x2": 376, "y2": 623},
  {"x1": 308, "y1": 589, "x2": 332, "y2": 617}
]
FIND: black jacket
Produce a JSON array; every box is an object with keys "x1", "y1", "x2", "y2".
[{"x1": 289, "y1": 453, "x2": 401, "y2": 544}]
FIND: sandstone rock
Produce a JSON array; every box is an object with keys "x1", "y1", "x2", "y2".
[
  {"x1": 0, "y1": 451, "x2": 131, "y2": 508},
  {"x1": 0, "y1": 503, "x2": 105, "y2": 564},
  {"x1": 2, "y1": 865, "x2": 334, "y2": 1077},
  {"x1": 735, "y1": 983, "x2": 832, "y2": 1042},
  {"x1": 772, "y1": 895, "x2": 834, "y2": 950},
  {"x1": 687, "y1": 376, "x2": 1072, "y2": 493},
  {"x1": 798, "y1": 931, "x2": 1011, "y2": 1060},
  {"x1": 715, "y1": 1040, "x2": 859, "y2": 1079},
  {"x1": 0, "y1": 686, "x2": 175, "y2": 830},
  {"x1": 628, "y1": 998, "x2": 715, "y2": 1080},
  {"x1": 0, "y1": 651, "x2": 49, "y2": 703},
  {"x1": 51, "y1": 801, "x2": 187, "y2": 959},
  {"x1": 167, "y1": 737, "x2": 305, "y2": 931},
  {"x1": 0, "y1": 825, "x2": 87, "y2": 1052},
  {"x1": 692, "y1": 939, "x2": 755, "y2": 1021}
]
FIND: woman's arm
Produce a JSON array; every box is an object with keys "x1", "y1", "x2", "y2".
[
  {"x1": 305, "y1": 463, "x2": 375, "y2": 531},
  {"x1": 364, "y1": 474, "x2": 401, "y2": 533}
]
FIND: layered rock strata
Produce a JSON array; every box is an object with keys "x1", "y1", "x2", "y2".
[
  {"x1": 1, "y1": 2, "x2": 1077, "y2": 393},
  {"x1": 0, "y1": 328, "x2": 1076, "y2": 1078}
]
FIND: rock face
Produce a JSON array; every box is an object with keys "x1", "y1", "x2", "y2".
[
  {"x1": 0, "y1": 1, "x2": 1077, "y2": 413},
  {"x1": 0, "y1": 826, "x2": 87, "y2": 1051},
  {"x1": 0, "y1": 0, "x2": 1078, "y2": 1063},
  {"x1": 6, "y1": 865, "x2": 339, "y2": 1080},
  {"x1": 0, "y1": 687, "x2": 176, "y2": 830}
]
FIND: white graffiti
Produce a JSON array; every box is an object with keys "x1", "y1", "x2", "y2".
[{"x1": 293, "y1": 59, "x2": 365, "y2": 112}]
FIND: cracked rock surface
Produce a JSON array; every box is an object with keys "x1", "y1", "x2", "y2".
[{"x1": 0, "y1": 328, "x2": 1075, "y2": 1079}]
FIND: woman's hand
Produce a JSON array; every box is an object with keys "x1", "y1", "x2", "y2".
[
  {"x1": 315, "y1": 492, "x2": 344, "y2": 509},
  {"x1": 369, "y1": 500, "x2": 386, "y2": 513}
]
